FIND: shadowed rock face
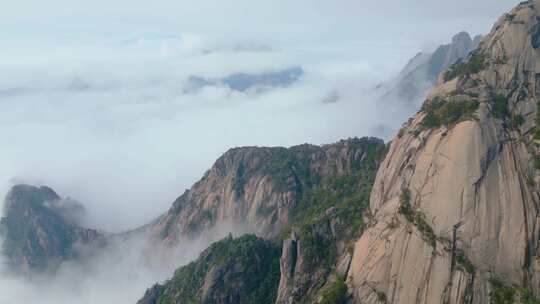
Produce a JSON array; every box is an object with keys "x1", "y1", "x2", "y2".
[
  {"x1": 0, "y1": 185, "x2": 102, "y2": 275},
  {"x1": 348, "y1": 1, "x2": 540, "y2": 303}
]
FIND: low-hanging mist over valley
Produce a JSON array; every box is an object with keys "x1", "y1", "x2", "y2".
[{"x1": 0, "y1": 1, "x2": 532, "y2": 303}]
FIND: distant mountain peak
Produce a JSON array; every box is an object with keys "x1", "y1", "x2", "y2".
[
  {"x1": 0, "y1": 184, "x2": 102, "y2": 275},
  {"x1": 451, "y1": 31, "x2": 472, "y2": 44},
  {"x1": 379, "y1": 30, "x2": 481, "y2": 105}
]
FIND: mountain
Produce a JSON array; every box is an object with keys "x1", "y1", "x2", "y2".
[
  {"x1": 347, "y1": 1, "x2": 540, "y2": 303},
  {"x1": 148, "y1": 137, "x2": 385, "y2": 245},
  {"x1": 0, "y1": 185, "x2": 103, "y2": 275},
  {"x1": 380, "y1": 31, "x2": 481, "y2": 105},
  {"x1": 137, "y1": 234, "x2": 281, "y2": 304},
  {"x1": 136, "y1": 136, "x2": 387, "y2": 303}
]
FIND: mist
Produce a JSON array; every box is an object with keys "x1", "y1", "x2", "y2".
[
  {"x1": 0, "y1": 0, "x2": 523, "y2": 231},
  {"x1": 0, "y1": 222, "x2": 254, "y2": 303},
  {"x1": 0, "y1": 34, "x2": 413, "y2": 232}
]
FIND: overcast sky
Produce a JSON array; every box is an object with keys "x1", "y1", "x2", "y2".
[
  {"x1": 0, "y1": 0, "x2": 524, "y2": 232},
  {"x1": 1, "y1": 1, "x2": 520, "y2": 47}
]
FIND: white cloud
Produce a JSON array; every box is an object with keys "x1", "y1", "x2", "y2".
[
  {"x1": 0, "y1": 223, "x2": 253, "y2": 304},
  {"x1": 0, "y1": 33, "x2": 408, "y2": 232}
]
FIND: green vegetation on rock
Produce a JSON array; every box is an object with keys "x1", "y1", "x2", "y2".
[
  {"x1": 492, "y1": 94, "x2": 509, "y2": 119},
  {"x1": 455, "y1": 248, "x2": 475, "y2": 274},
  {"x1": 144, "y1": 235, "x2": 281, "y2": 304},
  {"x1": 489, "y1": 278, "x2": 540, "y2": 304},
  {"x1": 320, "y1": 278, "x2": 348, "y2": 304},
  {"x1": 421, "y1": 98, "x2": 479, "y2": 129},
  {"x1": 398, "y1": 188, "x2": 436, "y2": 248},
  {"x1": 444, "y1": 51, "x2": 487, "y2": 81},
  {"x1": 288, "y1": 150, "x2": 383, "y2": 269}
]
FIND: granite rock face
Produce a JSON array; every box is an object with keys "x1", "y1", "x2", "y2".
[{"x1": 348, "y1": 1, "x2": 540, "y2": 303}]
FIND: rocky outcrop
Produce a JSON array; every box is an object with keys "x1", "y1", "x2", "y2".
[
  {"x1": 348, "y1": 1, "x2": 540, "y2": 303},
  {"x1": 381, "y1": 31, "x2": 480, "y2": 105},
  {"x1": 137, "y1": 234, "x2": 281, "y2": 304},
  {"x1": 0, "y1": 185, "x2": 103, "y2": 275},
  {"x1": 149, "y1": 137, "x2": 386, "y2": 245}
]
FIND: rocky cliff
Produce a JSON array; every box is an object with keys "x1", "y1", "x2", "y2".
[
  {"x1": 348, "y1": 1, "x2": 540, "y2": 303},
  {"x1": 0, "y1": 185, "x2": 103, "y2": 275}
]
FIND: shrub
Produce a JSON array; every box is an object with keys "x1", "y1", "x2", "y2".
[
  {"x1": 421, "y1": 99, "x2": 479, "y2": 129},
  {"x1": 320, "y1": 278, "x2": 347, "y2": 304},
  {"x1": 398, "y1": 188, "x2": 414, "y2": 222},
  {"x1": 488, "y1": 278, "x2": 540, "y2": 304},
  {"x1": 489, "y1": 278, "x2": 516, "y2": 304},
  {"x1": 492, "y1": 94, "x2": 509, "y2": 119},
  {"x1": 398, "y1": 188, "x2": 436, "y2": 248},
  {"x1": 455, "y1": 249, "x2": 475, "y2": 274},
  {"x1": 534, "y1": 156, "x2": 540, "y2": 170},
  {"x1": 511, "y1": 114, "x2": 525, "y2": 128},
  {"x1": 376, "y1": 290, "x2": 388, "y2": 303},
  {"x1": 444, "y1": 52, "x2": 487, "y2": 81}
]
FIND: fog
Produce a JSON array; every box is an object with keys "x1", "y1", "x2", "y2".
[
  {"x1": 0, "y1": 223, "x2": 253, "y2": 303},
  {"x1": 0, "y1": 0, "x2": 524, "y2": 303},
  {"x1": 0, "y1": 34, "x2": 412, "y2": 231}
]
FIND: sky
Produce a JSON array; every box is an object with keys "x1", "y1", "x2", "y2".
[
  {"x1": 0, "y1": 1, "x2": 518, "y2": 44},
  {"x1": 0, "y1": 0, "x2": 523, "y2": 232}
]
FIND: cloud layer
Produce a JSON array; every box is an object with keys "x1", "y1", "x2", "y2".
[{"x1": 0, "y1": 33, "x2": 411, "y2": 232}]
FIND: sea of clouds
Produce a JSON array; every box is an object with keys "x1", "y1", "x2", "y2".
[{"x1": 0, "y1": 34, "x2": 418, "y2": 231}]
